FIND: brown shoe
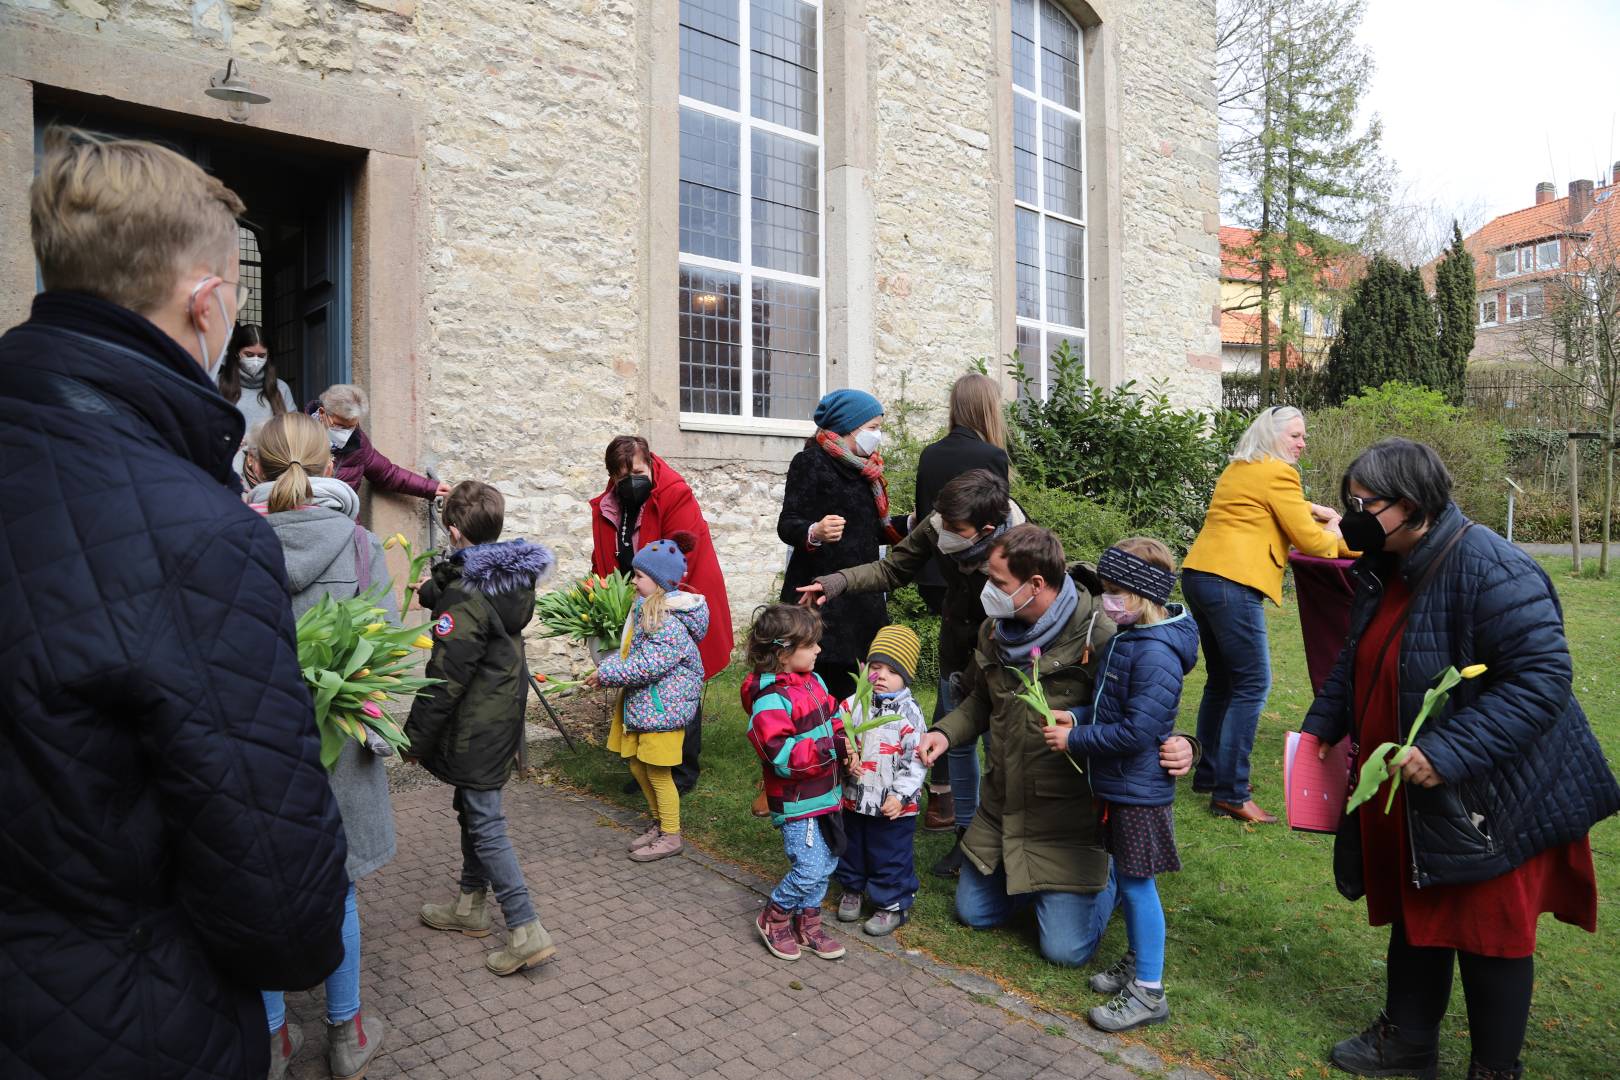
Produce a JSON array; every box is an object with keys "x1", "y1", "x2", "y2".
[
  {"x1": 922, "y1": 789, "x2": 955, "y2": 832},
  {"x1": 793, "y1": 907, "x2": 846, "y2": 960},
  {"x1": 1211, "y1": 799, "x2": 1277, "y2": 824},
  {"x1": 752, "y1": 786, "x2": 771, "y2": 818},
  {"x1": 756, "y1": 902, "x2": 800, "y2": 961}
]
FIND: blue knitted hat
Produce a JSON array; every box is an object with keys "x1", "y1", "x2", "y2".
[
  {"x1": 811, "y1": 388, "x2": 883, "y2": 436},
  {"x1": 632, "y1": 531, "x2": 695, "y2": 591}
]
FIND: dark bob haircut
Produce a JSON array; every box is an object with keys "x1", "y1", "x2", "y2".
[{"x1": 1339, "y1": 438, "x2": 1453, "y2": 528}]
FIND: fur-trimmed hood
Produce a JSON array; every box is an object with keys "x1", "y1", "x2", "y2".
[{"x1": 455, "y1": 539, "x2": 555, "y2": 596}]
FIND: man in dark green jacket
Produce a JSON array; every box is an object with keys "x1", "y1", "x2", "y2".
[
  {"x1": 406, "y1": 481, "x2": 559, "y2": 977},
  {"x1": 918, "y1": 525, "x2": 1195, "y2": 966}
]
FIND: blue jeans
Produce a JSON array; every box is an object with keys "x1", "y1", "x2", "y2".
[
  {"x1": 935, "y1": 674, "x2": 988, "y2": 830},
  {"x1": 771, "y1": 817, "x2": 841, "y2": 910},
  {"x1": 263, "y1": 884, "x2": 360, "y2": 1031},
  {"x1": 1181, "y1": 569, "x2": 1272, "y2": 804},
  {"x1": 954, "y1": 859, "x2": 1118, "y2": 967},
  {"x1": 454, "y1": 786, "x2": 537, "y2": 928}
]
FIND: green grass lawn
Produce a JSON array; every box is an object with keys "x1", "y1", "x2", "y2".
[{"x1": 537, "y1": 557, "x2": 1619, "y2": 1078}]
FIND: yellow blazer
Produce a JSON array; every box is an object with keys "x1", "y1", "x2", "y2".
[{"x1": 1183, "y1": 457, "x2": 1352, "y2": 605}]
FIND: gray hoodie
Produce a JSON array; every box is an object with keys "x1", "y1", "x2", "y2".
[{"x1": 252, "y1": 475, "x2": 397, "y2": 881}]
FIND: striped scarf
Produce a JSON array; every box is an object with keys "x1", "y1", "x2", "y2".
[{"x1": 814, "y1": 429, "x2": 902, "y2": 544}]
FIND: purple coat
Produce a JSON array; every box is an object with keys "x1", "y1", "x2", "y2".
[{"x1": 305, "y1": 400, "x2": 438, "y2": 499}]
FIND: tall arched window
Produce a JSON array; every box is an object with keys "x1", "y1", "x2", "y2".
[
  {"x1": 677, "y1": 0, "x2": 824, "y2": 430},
  {"x1": 1012, "y1": 0, "x2": 1086, "y2": 398}
]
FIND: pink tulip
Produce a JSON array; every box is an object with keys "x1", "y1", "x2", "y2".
[
  {"x1": 361, "y1": 700, "x2": 383, "y2": 719},
  {"x1": 1030, "y1": 646, "x2": 1042, "y2": 660}
]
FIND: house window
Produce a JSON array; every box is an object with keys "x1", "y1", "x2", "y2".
[
  {"x1": 677, "y1": 0, "x2": 823, "y2": 428},
  {"x1": 1536, "y1": 240, "x2": 1560, "y2": 270},
  {"x1": 1495, "y1": 250, "x2": 1517, "y2": 278},
  {"x1": 1300, "y1": 304, "x2": 1314, "y2": 335},
  {"x1": 1478, "y1": 297, "x2": 1498, "y2": 326},
  {"x1": 1320, "y1": 309, "x2": 1335, "y2": 337},
  {"x1": 238, "y1": 225, "x2": 263, "y2": 327},
  {"x1": 1012, "y1": 0, "x2": 1086, "y2": 399},
  {"x1": 1505, "y1": 286, "x2": 1544, "y2": 322}
]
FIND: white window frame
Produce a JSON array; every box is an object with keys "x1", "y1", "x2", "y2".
[
  {"x1": 1536, "y1": 239, "x2": 1560, "y2": 270},
  {"x1": 1494, "y1": 249, "x2": 1517, "y2": 278},
  {"x1": 1300, "y1": 303, "x2": 1314, "y2": 336},
  {"x1": 1505, "y1": 284, "x2": 1544, "y2": 322},
  {"x1": 1013, "y1": 0, "x2": 1088, "y2": 400},
  {"x1": 677, "y1": 0, "x2": 826, "y2": 437},
  {"x1": 1477, "y1": 296, "x2": 1498, "y2": 327}
]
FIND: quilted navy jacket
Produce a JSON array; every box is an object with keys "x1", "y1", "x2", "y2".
[
  {"x1": 0, "y1": 293, "x2": 350, "y2": 1079},
  {"x1": 1064, "y1": 606, "x2": 1200, "y2": 807},
  {"x1": 1302, "y1": 505, "x2": 1620, "y2": 893}
]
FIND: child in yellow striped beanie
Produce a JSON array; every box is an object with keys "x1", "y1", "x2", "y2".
[{"x1": 833, "y1": 624, "x2": 927, "y2": 936}]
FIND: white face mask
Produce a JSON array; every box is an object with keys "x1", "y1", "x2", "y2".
[
  {"x1": 192, "y1": 282, "x2": 233, "y2": 382},
  {"x1": 980, "y1": 578, "x2": 1035, "y2": 621},
  {"x1": 238, "y1": 354, "x2": 267, "y2": 378},
  {"x1": 853, "y1": 428, "x2": 883, "y2": 457},
  {"x1": 328, "y1": 424, "x2": 354, "y2": 450},
  {"x1": 931, "y1": 513, "x2": 979, "y2": 555}
]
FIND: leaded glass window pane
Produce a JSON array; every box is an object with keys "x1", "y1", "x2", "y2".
[
  {"x1": 752, "y1": 279, "x2": 819, "y2": 420},
  {"x1": 1045, "y1": 218, "x2": 1085, "y2": 329},
  {"x1": 751, "y1": 128, "x2": 819, "y2": 276},
  {"x1": 1016, "y1": 208, "x2": 1041, "y2": 319},
  {"x1": 1012, "y1": 0, "x2": 1037, "y2": 92},
  {"x1": 679, "y1": 267, "x2": 743, "y2": 415},
  {"x1": 680, "y1": 0, "x2": 741, "y2": 109},
  {"x1": 1042, "y1": 109, "x2": 1082, "y2": 218},
  {"x1": 1039, "y1": 0, "x2": 1080, "y2": 111},
  {"x1": 1014, "y1": 96, "x2": 1038, "y2": 205},
  {"x1": 678, "y1": 108, "x2": 742, "y2": 262},
  {"x1": 750, "y1": 0, "x2": 817, "y2": 133}
]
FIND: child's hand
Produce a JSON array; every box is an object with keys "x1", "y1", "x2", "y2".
[
  {"x1": 583, "y1": 671, "x2": 601, "y2": 689},
  {"x1": 1042, "y1": 716, "x2": 1074, "y2": 753},
  {"x1": 880, "y1": 795, "x2": 904, "y2": 820},
  {"x1": 844, "y1": 749, "x2": 862, "y2": 775}
]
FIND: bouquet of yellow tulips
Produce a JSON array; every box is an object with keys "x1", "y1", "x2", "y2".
[
  {"x1": 535, "y1": 571, "x2": 635, "y2": 650},
  {"x1": 295, "y1": 588, "x2": 441, "y2": 770}
]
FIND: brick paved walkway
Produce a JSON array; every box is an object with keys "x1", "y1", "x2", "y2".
[{"x1": 279, "y1": 780, "x2": 1210, "y2": 1080}]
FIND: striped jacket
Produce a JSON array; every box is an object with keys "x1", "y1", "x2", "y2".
[{"x1": 742, "y1": 670, "x2": 849, "y2": 827}]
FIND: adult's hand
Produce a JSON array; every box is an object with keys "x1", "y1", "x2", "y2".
[
  {"x1": 796, "y1": 582, "x2": 827, "y2": 607},
  {"x1": 1041, "y1": 713, "x2": 1074, "y2": 753},
  {"x1": 435, "y1": 481, "x2": 452, "y2": 498},
  {"x1": 918, "y1": 731, "x2": 950, "y2": 766},
  {"x1": 1160, "y1": 735, "x2": 1194, "y2": 777},
  {"x1": 1393, "y1": 746, "x2": 1443, "y2": 788},
  {"x1": 811, "y1": 514, "x2": 846, "y2": 544}
]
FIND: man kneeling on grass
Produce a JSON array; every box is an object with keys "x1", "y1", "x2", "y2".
[{"x1": 917, "y1": 525, "x2": 1197, "y2": 971}]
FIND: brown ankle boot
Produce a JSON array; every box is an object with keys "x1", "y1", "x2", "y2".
[
  {"x1": 755, "y1": 902, "x2": 800, "y2": 961},
  {"x1": 793, "y1": 906, "x2": 846, "y2": 960}
]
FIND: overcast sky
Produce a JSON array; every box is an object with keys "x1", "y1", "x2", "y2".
[{"x1": 1358, "y1": 0, "x2": 1620, "y2": 224}]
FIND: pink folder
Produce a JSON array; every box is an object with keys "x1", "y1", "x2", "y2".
[{"x1": 1284, "y1": 732, "x2": 1352, "y2": 834}]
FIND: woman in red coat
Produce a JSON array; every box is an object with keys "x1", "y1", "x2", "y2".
[{"x1": 589, "y1": 436, "x2": 734, "y2": 792}]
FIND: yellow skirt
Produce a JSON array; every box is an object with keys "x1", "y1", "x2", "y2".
[{"x1": 606, "y1": 711, "x2": 684, "y2": 767}]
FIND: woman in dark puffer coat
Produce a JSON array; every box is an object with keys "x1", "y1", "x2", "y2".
[{"x1": 1302, "y1": 439, "x2": 1619, "y2": 1080}]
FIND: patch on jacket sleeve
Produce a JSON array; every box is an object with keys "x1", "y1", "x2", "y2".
[{"x1": 433, "y1": 612, "x2": 456, "y2": 637}]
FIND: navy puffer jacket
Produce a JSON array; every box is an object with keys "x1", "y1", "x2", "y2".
[
  {"x1": 1303, "y1": 505, "x2": 1620, "y2": 893},
  {"x1": 1064, "y1": 605, "x2": 1200, "y2": 807},
  {"x1": 0, "y1": 293, "x2": 350, "y2": 1079}
]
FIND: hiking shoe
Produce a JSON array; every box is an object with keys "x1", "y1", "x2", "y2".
[
  {"x1": 756, "y1": 902, "x2": 800, "y2": 961},
  {"x1": 327, "y1": 1011, "x2": 386, "y2": 1080},
  {"x1": 627, "y1": 824, "x2": 661, "y2": 852},
  {"x1": 485, "y1": 919, "x2": 557, "y2": 975},
  {"x1": 419, "y1": 890, "x2": 492, "y2": 937},
  {"x1": 1329, "y1": 1012, "x2": 1439, "y2": 1079},
  {"x1": 836, "y1": 891, "x2": 865, "y2": 923},
  {"x1": 1088, "y1": 982, "x2": 1169, "y2": 1033},
  {"x1": 267, "y1": 1022, "x2": 302, "y2": 1080},
  {"x1": 629, "y1": 830, "x2": 684, "y2": 862},
  {"x1": 932, "y1": 827, "x2": 966, "y2": 879},
  {"x1": 862, "y1": 908, "x2": 907, "y2": 937},
  {"x1": 1088, "y1": 951, "x2": 1137, "y2": 994},
  {"x1": 793, "y1": 907, "x2": 846, "y2": 960}
]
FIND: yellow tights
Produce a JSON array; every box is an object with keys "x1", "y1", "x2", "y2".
[{"x1": 627, "y1": 759, "x2": 681, "y2": 835}]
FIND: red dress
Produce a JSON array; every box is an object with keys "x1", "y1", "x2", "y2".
[{"x1": 1353, "y1": 575, "x2": 1598, "y2": 958}]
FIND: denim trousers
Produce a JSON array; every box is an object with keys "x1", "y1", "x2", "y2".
[
  {"x1": 935, "y1": 673, "x2": 989, "y2": 829},
  {"x1": 954, "y1": 859, "x2": 1118, "y2": 968},
  {"x1": 454, "y1": 786, "x2": 537, "y2": 928},
  {"x1": 262, "y1": 884, "x2": 359, "y2": 1031},
  {"x1": 770, "y1": 816, "x2": 841, "y2": 910},
  {"x1": 1180, "y1": 569, "x2": 1273, "y2": 804}
]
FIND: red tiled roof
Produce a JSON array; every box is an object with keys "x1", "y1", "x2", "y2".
[
  {"x1": 1463, "y1": 180, "x2": 1620, "y2": 290},
  {"x1": 1220, "y1": 309, "x2": 1304, "y2": 367},
  {"x1": 1220, "y1": 226, "x2": 1360, "y2": 289}
]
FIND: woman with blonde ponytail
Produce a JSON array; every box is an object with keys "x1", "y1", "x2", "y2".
[{"x1": 248, "y1": 410, "x2": 399, "y2": 1077}]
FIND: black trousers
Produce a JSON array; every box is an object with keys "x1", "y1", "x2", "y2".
[
  {"x1": 673, "y1": 709, "x2": 702, "y2": 791},
  {"x1": 1384, "y1": 922, "x2": 1535, "y2": 1070}
]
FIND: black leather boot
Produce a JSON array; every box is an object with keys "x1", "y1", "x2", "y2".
[
  {"x1": 1464, "y1": 1062, "x2": 1523, "y2": 1080},
  {"x1": 931, "y1": 826, "x2": 966, "y2": 878},
  {"x1": 1329, "y1": 1012, "x2": 1438, "y2": 1079}
]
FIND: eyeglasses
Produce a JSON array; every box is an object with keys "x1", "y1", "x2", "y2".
[{"x1": 1345, "y1": 494, "x2": 1393, "y2": 515}]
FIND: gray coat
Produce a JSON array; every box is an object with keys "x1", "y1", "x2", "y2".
[{"x1": 263, "y1": 494, "x2": 398, "y2": 882}]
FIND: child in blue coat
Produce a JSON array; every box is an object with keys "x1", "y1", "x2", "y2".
[{"x1": 1042, "y1": 537, "x2": 1199, "y2": 1034}]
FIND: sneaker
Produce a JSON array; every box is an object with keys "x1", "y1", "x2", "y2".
[
  {"x1": 1088, "y1": 951, "x2": 1137, "y2": 994},
  {"x1": 836, "y1": 891, "x2": 865, "y2": 923},
  {"x1": 626, "y1": 824, "x2": 662, "y2": 853},
  {"x1": 327, "y1": 1011, "x2": 386, "y2": 1080},
  {"x1": 1329, "y1": 1013, "x2": 1439, "y2": 1079},
  {"x1": 862, "y1": 908, "x2": 907, "y2": 937},
  {"x1": 931, "y1": 826, "x2": 967, "y2": 879},
  {"x1": 629, "y1": 830, "x2": 684, "y2": 862},
  {"x1": 419, "y1": 890, "x2": 492, "y2": 937},
  {"x1": 756, "y1": 902, "x2": 800, "y2": 961},
  {"x1": 485, "y1": 919, "x2": 558, "y2": 975},
  {"x1": 1088, "y1": 982, "x2": 1169, "y2": 1033},
  {"x1": 793, "y1": 906, "x2": 846, "y2": 960},
  {"x1": 267, "y1": 1022, "x2": 302, "y2": 1080}
]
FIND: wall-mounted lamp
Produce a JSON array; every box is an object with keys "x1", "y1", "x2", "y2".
[{"x1": 205, "y1": 59, "x2": 271, "y2": 123}]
